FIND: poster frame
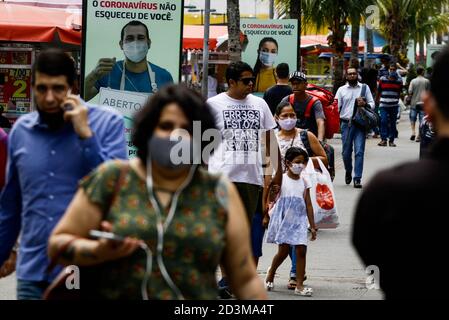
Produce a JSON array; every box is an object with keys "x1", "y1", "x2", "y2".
[{"x1": 80, "y1": 0, "x2": 185, "y2": 99}]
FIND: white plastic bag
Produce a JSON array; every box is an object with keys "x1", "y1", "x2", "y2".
[{"x1": 302, "y1": 158, "x2": 339, "y2": 229}]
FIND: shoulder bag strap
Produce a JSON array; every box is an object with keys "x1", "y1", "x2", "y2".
[
  {"x1": 299, "y1": 129, "x2": 314, "y2": 156},
  {"x1": 305, "y1": 96, "x2": 318, "y2": 118}
]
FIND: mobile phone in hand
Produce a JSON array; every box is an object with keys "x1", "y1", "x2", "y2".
[{"x1": 89, "y1": 230, "x2": 125, "y2": 242}]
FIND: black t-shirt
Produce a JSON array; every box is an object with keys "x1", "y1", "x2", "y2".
[
  {"x1": 0, "y1": 116, "x2": 11, "y2": 129},
  {"x1": 263, "y1": 84, "x2": 293, "y2": 115}
]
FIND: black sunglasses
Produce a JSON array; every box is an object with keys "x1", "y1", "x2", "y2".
[{"x1": 238, "y1": 77, "x2": 256, "y2": 85}]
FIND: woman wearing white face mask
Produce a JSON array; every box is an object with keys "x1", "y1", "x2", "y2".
[
  {"x1": 264, "y1": 147, "x2": 317, "y2": 297},
  {"x1": 274, "y1": 101, "x2": 328, "y2": 171},
  {"x1": 253, "y1": 37, "x2": 279, "y2": 93}
]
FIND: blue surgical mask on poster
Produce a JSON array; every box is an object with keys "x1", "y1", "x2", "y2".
[
  {"x1": 123, "y1": 41, "x2": 149, "y2": 63},
  {"x1": 259, "y1": 52, "x2": 277, "y2": 67}
]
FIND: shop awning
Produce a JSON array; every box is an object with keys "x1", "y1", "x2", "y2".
[
  {"x1": 0, "y1": 3, "x2": 82, "y2": 45},
  {"x1": 183, "y1": 25, "x2": 229, "y2": 50}
]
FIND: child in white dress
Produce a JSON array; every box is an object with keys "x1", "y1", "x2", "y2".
[{"x1": 265, "y1": 147, "x2": 317, "y2": 296}]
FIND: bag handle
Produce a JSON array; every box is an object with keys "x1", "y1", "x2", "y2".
[{"x1": 46, "y1": 162, "x2": 129, "y2": 273}]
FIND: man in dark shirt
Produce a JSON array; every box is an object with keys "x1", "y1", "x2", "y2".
[
  {"x1": 263, "y1": 63, "x2": 292, "y2": 115},
  {"x1": 352, "y1": 45, "x2": 449, "y2": 299},
  {"x1": 280, "y1": 71, "x2": 326, "y2": 141}
]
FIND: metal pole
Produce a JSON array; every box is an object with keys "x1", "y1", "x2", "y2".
[
  {"x1": 201, "y1": 0, "x2": 211, "y2": 98},
  {"x1": 269, "y1": 0, "x2": 274, "y2": 19}
]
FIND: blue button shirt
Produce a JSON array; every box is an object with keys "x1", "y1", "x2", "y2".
[
  {"x1": 0, "y1": 104, "x2": 127, "y2": 282},
  {"x1": 95, "y1": 60, "x2": 174, "y2": 93}
]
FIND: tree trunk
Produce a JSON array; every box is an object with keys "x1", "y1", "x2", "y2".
[
  {"x1": 290, "y1": 0, "x2": 301, "y2": 71},
  {"x1": 227, "y1": 0, "x2": 242, "y2": 62},
  {"x1": 418, "y1": 35, "x2": 425, "y2": 66},
  {"x1": 437, "y1": 31, "x2": 443, "y2": 45},
  {"x1": 351, "y1": 15, "x2": 360, "y2": 62},
  {"x1": 365, "y1": 27, "x2": 375, "y2": 68}
]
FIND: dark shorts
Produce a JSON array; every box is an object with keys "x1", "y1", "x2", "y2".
[{"x1": 233, "y1": 182, "x2": 262, "y2": 225}]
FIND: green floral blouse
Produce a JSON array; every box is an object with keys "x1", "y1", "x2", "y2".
[{"x1": 79, "y1": 160, "x2": 228, "y2": 300}]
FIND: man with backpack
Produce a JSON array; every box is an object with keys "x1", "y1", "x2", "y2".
[
  {"x1": 280, "y1": 71, "x2": 326, "y2": 141},
  {"x1": 335, "y1": 68, "x2": 375, "y2": 188}
]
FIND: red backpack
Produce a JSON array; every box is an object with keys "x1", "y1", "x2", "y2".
[{"x1": 289, "y1": 84, "x2": 340, "y2": 139}]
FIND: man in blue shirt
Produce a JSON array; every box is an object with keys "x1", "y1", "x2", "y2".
[
  {"x1": 84, "y1": 20, "x2": 174, "y2": 101},
  {"x1": 0, "y1": 48, "x2": 127, "y2": 299}
]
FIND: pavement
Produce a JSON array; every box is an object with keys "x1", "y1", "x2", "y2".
[{"x1": 0, "y1": 113, "x2": 418, "y2": 300}]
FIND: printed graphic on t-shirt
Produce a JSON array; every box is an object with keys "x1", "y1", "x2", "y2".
[{"x1": 222, "y1": 109, "x2": 261, "y2": 152}]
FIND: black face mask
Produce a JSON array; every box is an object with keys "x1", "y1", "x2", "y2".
[{"x1": 37, "y1": 108, "x2": 65, "y2": 130}]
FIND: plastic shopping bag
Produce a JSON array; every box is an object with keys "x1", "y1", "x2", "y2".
[{"x1": 303, "y1": 158, "x2": 339, "y2": 229}]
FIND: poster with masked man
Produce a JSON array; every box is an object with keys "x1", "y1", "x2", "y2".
[
  {"x1": 81, "y1": 0, "x2": 183, "y2": 157},
  {"x1": 241, "y1": 19, "x2": 298, "y2": 96}
]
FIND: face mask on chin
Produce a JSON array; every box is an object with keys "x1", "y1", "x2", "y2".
[
  {"x1": 123, "y1": 41, "x2": 149, "y2": 64},
  {"x1": 37, "y1": 108, "x2": 65, "y2": 131}
]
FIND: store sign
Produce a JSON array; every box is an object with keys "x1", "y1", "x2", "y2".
[
  {"x1": 99, "y1": 87, "x2": 150, "y2": 158},
  {"x1": 0, "y1": 49, "x2": 33, "y2": 128}
]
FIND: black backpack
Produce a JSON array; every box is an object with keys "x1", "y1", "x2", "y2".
[{"x1": 299, "y1": 129, "x2": 335, "y2": 181}]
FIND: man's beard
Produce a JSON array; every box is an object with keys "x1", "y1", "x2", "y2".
[
  {"x1": 37, "y1": 108, "x2": 65, "y2": 130},
  {"x1": 348, "y1": 79, "x2": 358, "y2": 86}
]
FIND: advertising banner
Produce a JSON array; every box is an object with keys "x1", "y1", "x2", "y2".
[
  {"x1": 82, "y1": 0, "x2": 184, "y2": 157},
  {"x1": 0, "y1": 49, "x2": 33, "y2": 130},
  {"x1": 426, "y1": 44, "x2": 445, "y2": 68},
  {"x1": 241, "y1": 19, "x2": 298, "y2": 95}
]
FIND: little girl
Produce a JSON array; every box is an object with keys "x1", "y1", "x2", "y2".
[{"x1": 265, "y1": 146, "x2": 317, "y2": 296}]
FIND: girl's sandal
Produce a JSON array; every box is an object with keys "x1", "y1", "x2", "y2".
[
  {"x1": 294, "y1": 286, "x2": 313, "y2": 297},
  {"x1": 287, "y1": 278, "x2": 297, "y2": 290}
]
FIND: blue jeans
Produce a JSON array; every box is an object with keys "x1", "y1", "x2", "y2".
[
  {"x1": 341, "y1": 121, "x2": 366, "y2": 181},
  {"x1": 289, "y1": 246, "x2": 296, "y2": 278},
  {"x1": 17, "y1": 279, "x2": 50, "y2": 300},
  {"x1": 409, "y1": 107, "x2": 425, "y2": 124},
  {"x1": 380, "y1": 107, "x2": 399, "y2": 143}
]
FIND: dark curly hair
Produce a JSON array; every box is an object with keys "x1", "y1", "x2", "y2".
[
  {"x1": 132, "y1": 84, "x2": 217, "y2": 164},
  {"x1": 285, "y1": 146, "x2": 309, "y2": 163}
]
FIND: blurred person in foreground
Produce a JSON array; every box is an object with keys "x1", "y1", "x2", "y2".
[
  {"x1": 352, "y1": 45, "x2": 449, "y2": 299},
  {"x1": 0, "y1": 48, "x2": 127, "y2": 299},
  {"x1": 48, "y1": 84, "x2": 267, "y2": 300}
]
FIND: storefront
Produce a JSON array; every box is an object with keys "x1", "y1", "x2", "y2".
[{"x1": 0, "y1": 2, "x2": 81, "y2": 129}]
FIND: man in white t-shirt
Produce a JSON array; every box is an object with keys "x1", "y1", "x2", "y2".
[
  {"x1": 207, "y1": 61, "x2": 282, "y2": 297},
  {"x1": 207, "y1": 61, "x2": 282, "y2": 223}
]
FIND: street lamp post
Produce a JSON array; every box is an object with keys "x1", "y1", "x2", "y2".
[{"x1": 201, "y1": 0, "x2": 211, "y2": 98}]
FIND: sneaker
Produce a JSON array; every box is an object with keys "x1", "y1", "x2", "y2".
[
  {"x1": 378, "y1": 140, "x2": 387, "y2": 147},
  {"x1": 354, "y1": 180, "x2": 362, "y2": 189},
  {"x1": 389, "y1": 141, "x2": 397, "y2": 147},
  {"x1": 345, "y1": 172, "x2": 352, "y2": 185},
  {"x1": 410, "y1": 135, "x2": 416, "y2": 141}
]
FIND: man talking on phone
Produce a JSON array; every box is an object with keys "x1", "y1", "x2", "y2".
[{"x1": 0, "y1": 48, "x2": 127, "y2": 299}]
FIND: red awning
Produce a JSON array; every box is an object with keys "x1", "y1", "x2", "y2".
[
  {"x1": 183, "y1": 25, "x2": 228, "y2": 50},
  {"x1": 0, "y1": 3, "x2": 82, "y2": 45}
]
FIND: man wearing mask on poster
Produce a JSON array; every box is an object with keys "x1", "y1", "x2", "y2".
[{"x1": 84, "y1": 20, "x2": 173, "y2": 101}]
